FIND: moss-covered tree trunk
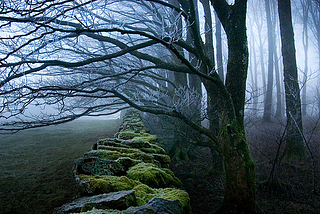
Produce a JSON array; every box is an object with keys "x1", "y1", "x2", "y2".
[
  {"x1": 209, "y1": 0, "x2": 260, "y2": 213},
  {"x1": 216, "y1": 122, "x2": 256, "y2": 213}
]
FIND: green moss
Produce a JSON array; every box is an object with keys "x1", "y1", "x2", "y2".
[
  {"x1": 151, "y1": 154, "x2": 171, "y2": 165},
  {"x1": 135, "y1": 197, "x2": 147, "y2": 207},
  {"x1": 77, "y1": 174, "x2": 112, "y2": 194},
  {"x1": 140, "y1": 143, "x2": 165, "y2": 154},
  {"x1": 133, "y1": 134, "x2": 157, "y2": 144},
  {"x1": 131, "y1": 185, "x2": 190, "y2": 210},
  {"x1": 123, "y1": 138, "x2": 151, "y2": 149},
  {"x1": 97, "y1": 138, "x2": 123, "y2": 144},
  {"x1": 121, "y1": 121, "x2": 145, "y2": 132},
  {"x1": 74, "y1": 158, "x2": 125, "y2": 176},
  {"x1": 156, "y1": 188, "x2": 190, "y2": 208},
  {"x1": 128, "y1": 152, "x2": 154, "y2": 163},
  {"x1": 118, "y1": 131, "x2": 142, "y2": 140},
  {"x1": 84, "y1": 149, "x2": 159, "y2": 166},
  {"x1": 77, "y1": 175, "x2": 140, "y2": 194},
  {"x1": 97, "y1": 142, "x2": 129, "y2": 149},
  {"x1": 84, "y1": 150, "x2": 122, "y2": 160},
  {"x1": 133, "y1": 184, "x2": 156, "y2": 198},
  {"x1": 116, "y1": 157, "x2": 142, "y2": 169},
  {"x1": 97, "y1": 145, "x2": 142, "y2": 154},
  {"x1": 126, "y1": 163, "x2": 182, "y2": 188},
  {"x1": 132, "y1": 184, "x2": 157, "y2": 206}
]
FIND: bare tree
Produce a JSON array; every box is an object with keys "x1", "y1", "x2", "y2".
[
  {"x1": 0, "y1": 0, "x2": 261, "y2": 213},
  {"x1": 215, "y1": 11, "x2": 224, "y2": 82},
  {"x1": 309, "y1": 0, "x2": 320, "y2": 116},
  {"x1": 263, "y1": 0, "x2": 275, "y2": 121},
  {"x1": 278, "y1": 0, "x2": 305, "y2": 158}
]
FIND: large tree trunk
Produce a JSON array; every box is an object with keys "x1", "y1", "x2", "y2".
[
  {"x1": 301, "y1": 0, "x2": 309, "y2": 117},
  {"x1": 272, "y1": 0, "x2": 283, "y2": 119},
  {"x1": 249, "y1": 27, "x2": 259, "y2": 117},
  {"x1": 278, "y1": 0, "x2": 305, "y2": 158},
  {"x1": 201, "y1": 0, "x2": 214, "y2": 64},
  {"x1": 215, "y1": 12, "x2": 224, "y2": 82},
  {"x1": 263, "y1": 0, "x2": 274, "y2": 121},
  {"x1": 313, "y1": 2, "x2": 320, "y2": 117},
  {"x1": 200, "y1": 0, "x2": 223, "y2": 171},
  {"x1": 205, "y1": 76, "x2": 258, "y2": 213},
  {"x1": 309, "y1": 0, "x2": 320, "y2": 116},
  {"x1": 218, "y1": 126, "x2": 256, "y2": 213},
  {"x1": 210, "y1": 0, "x2": 260, "y2": 213},
  {"x1": 187, "y1": 0, "x2": 202, "y2": 95},
  {"x1": 168, "y1": 0, "x2": 191, "y2": 161},
  {"x1": 257, "y1": 23, "x2": 267, "y2": 101},
  {"x1": 251, "y1": 38, "x2": 259, "y2": 117},
  {"x1": 274, "y1": 43, "x2": 283, "y2": 119}
]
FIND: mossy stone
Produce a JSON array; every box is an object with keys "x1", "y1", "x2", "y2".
[
  {"x1": 132, "y1": 134, "x2": 157, "y2": 144},
  {"x1": 84, "y1": 150, "x2": 122, "y2": 160},
  {"x1": 84, "y1": 150, "x2": 158, "y2": 166},
  {"x1": 132, "y1": 184, "x2": 157, "y2": 206},
  {"x1": 131, "y1": 184, "x2": 190, "y2": 211},
  {"x1": 75, "y1": 157, "x2": 125, "y2": 176},
  {"x1": 133, "y1": 184, "x2": 156, "y2": 198},
  {"x1": 140, "y1": 143, "x2": 165, "y2": 154},
  {"x1": 98, "y1": 142, "x2": 129, "y2": 149},
  {"x1": 121, "y1": 121, "x2": 145, "y2": 132},
  {"x1": 155, "y1": 188, "x2": 190, "y2": 208},
  {"x1": 122, "y1": 138, "x2": 151, "y2": 149},
  {"x1": 71, "y1": 109, "x2": 190, "y2": 213},
  {"x1": 97, "y1": 138, "x2": 123, "y2": 145},
  {"x1": 97, "y1": 145, "x2": 142, "y2": 154},
  {"x1": 76, "y1": 175, "x2": 140, "y2": 194},
  {"x1": 118, "y1": 131, "x2": 142, "y2": 140},
  {"x1": 116, "y1": 157, "x2": 142, "y2": 169},
  {"x1": 126, "y1": 163, "x2": 182, "y2": 188},
  {"x1": 129, "y1": 152, "x2": 154, "y2": 163}
]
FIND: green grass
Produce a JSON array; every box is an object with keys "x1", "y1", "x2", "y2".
[{"x1": 0, "y1": 118, "x2": 120, "y2": 214}]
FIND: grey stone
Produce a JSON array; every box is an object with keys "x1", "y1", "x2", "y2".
[
  {"x1": 124, "y1": 198, "x2": 182, "y2": 214},
  {"x1": 53, "y1": 190, "x2": 136, "y2": 214}
]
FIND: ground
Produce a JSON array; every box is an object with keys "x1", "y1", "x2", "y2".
[
  {"x1": 0, "y1": 118, "x2": 120, "y2": 214},
  {"x1": 170, "y1": 118, "x2": 320, "y2": 214},
  {"x1": 0, "y1": 117, "x2": 320, "y2": 213}
]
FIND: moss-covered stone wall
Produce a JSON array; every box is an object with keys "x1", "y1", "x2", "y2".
[{"x1": 64, "y1": 109, "x2": 192, "y2": 214}]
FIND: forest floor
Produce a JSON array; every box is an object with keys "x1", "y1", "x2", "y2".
[
  {"x1": 170, "y1": 117, "x2": 320, "y2": 214},
  {"x1": 0, "y1": 118, "x2": 120, "y2": 214},
  {"x1": 1, "y1": 117, "x2": 319, "y2": 213}
]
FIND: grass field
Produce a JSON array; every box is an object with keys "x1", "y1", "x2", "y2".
[{"x1": 0, "y1": 118, "x2": 120, "y2": 214}]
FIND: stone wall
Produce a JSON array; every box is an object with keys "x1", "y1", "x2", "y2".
[{"x1": 53, "y1": 109, "x2": 192, "y2": 214}]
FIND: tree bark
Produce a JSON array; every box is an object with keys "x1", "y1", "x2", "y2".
[
  {"x1": 302, "y1": 7, "x2": 308, "y2": 117},
  {"x1": 278, "y1": 0, "x2": 305, "y2": 158},
  {"x1": 218, "y1": 129, "x2": 256, "y2": 213},
  {"x1": 274, "y1": 41, "x2": 283, "y2": 119},
  {"x1": 263, "y1": 0, "x2": 274, "y2": 121},
  {"x1": 210, "y1": 0, "x2": 260, "y2": 213},
  {"x1": 249, "y1": 28, "x2": 258, "y2": 117},
  {"x1": 187, "y1": 0, "x2": 202, "y2": 95},
  {"x1": 309, "y1": 0, "x2": 320, "y2": 116},
  {"x1": 215, "y1": 12, "x2": 224, "y2": 82},
  {"x1": 272, "y1": 0, "x2": 283, "y2": 119}
]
